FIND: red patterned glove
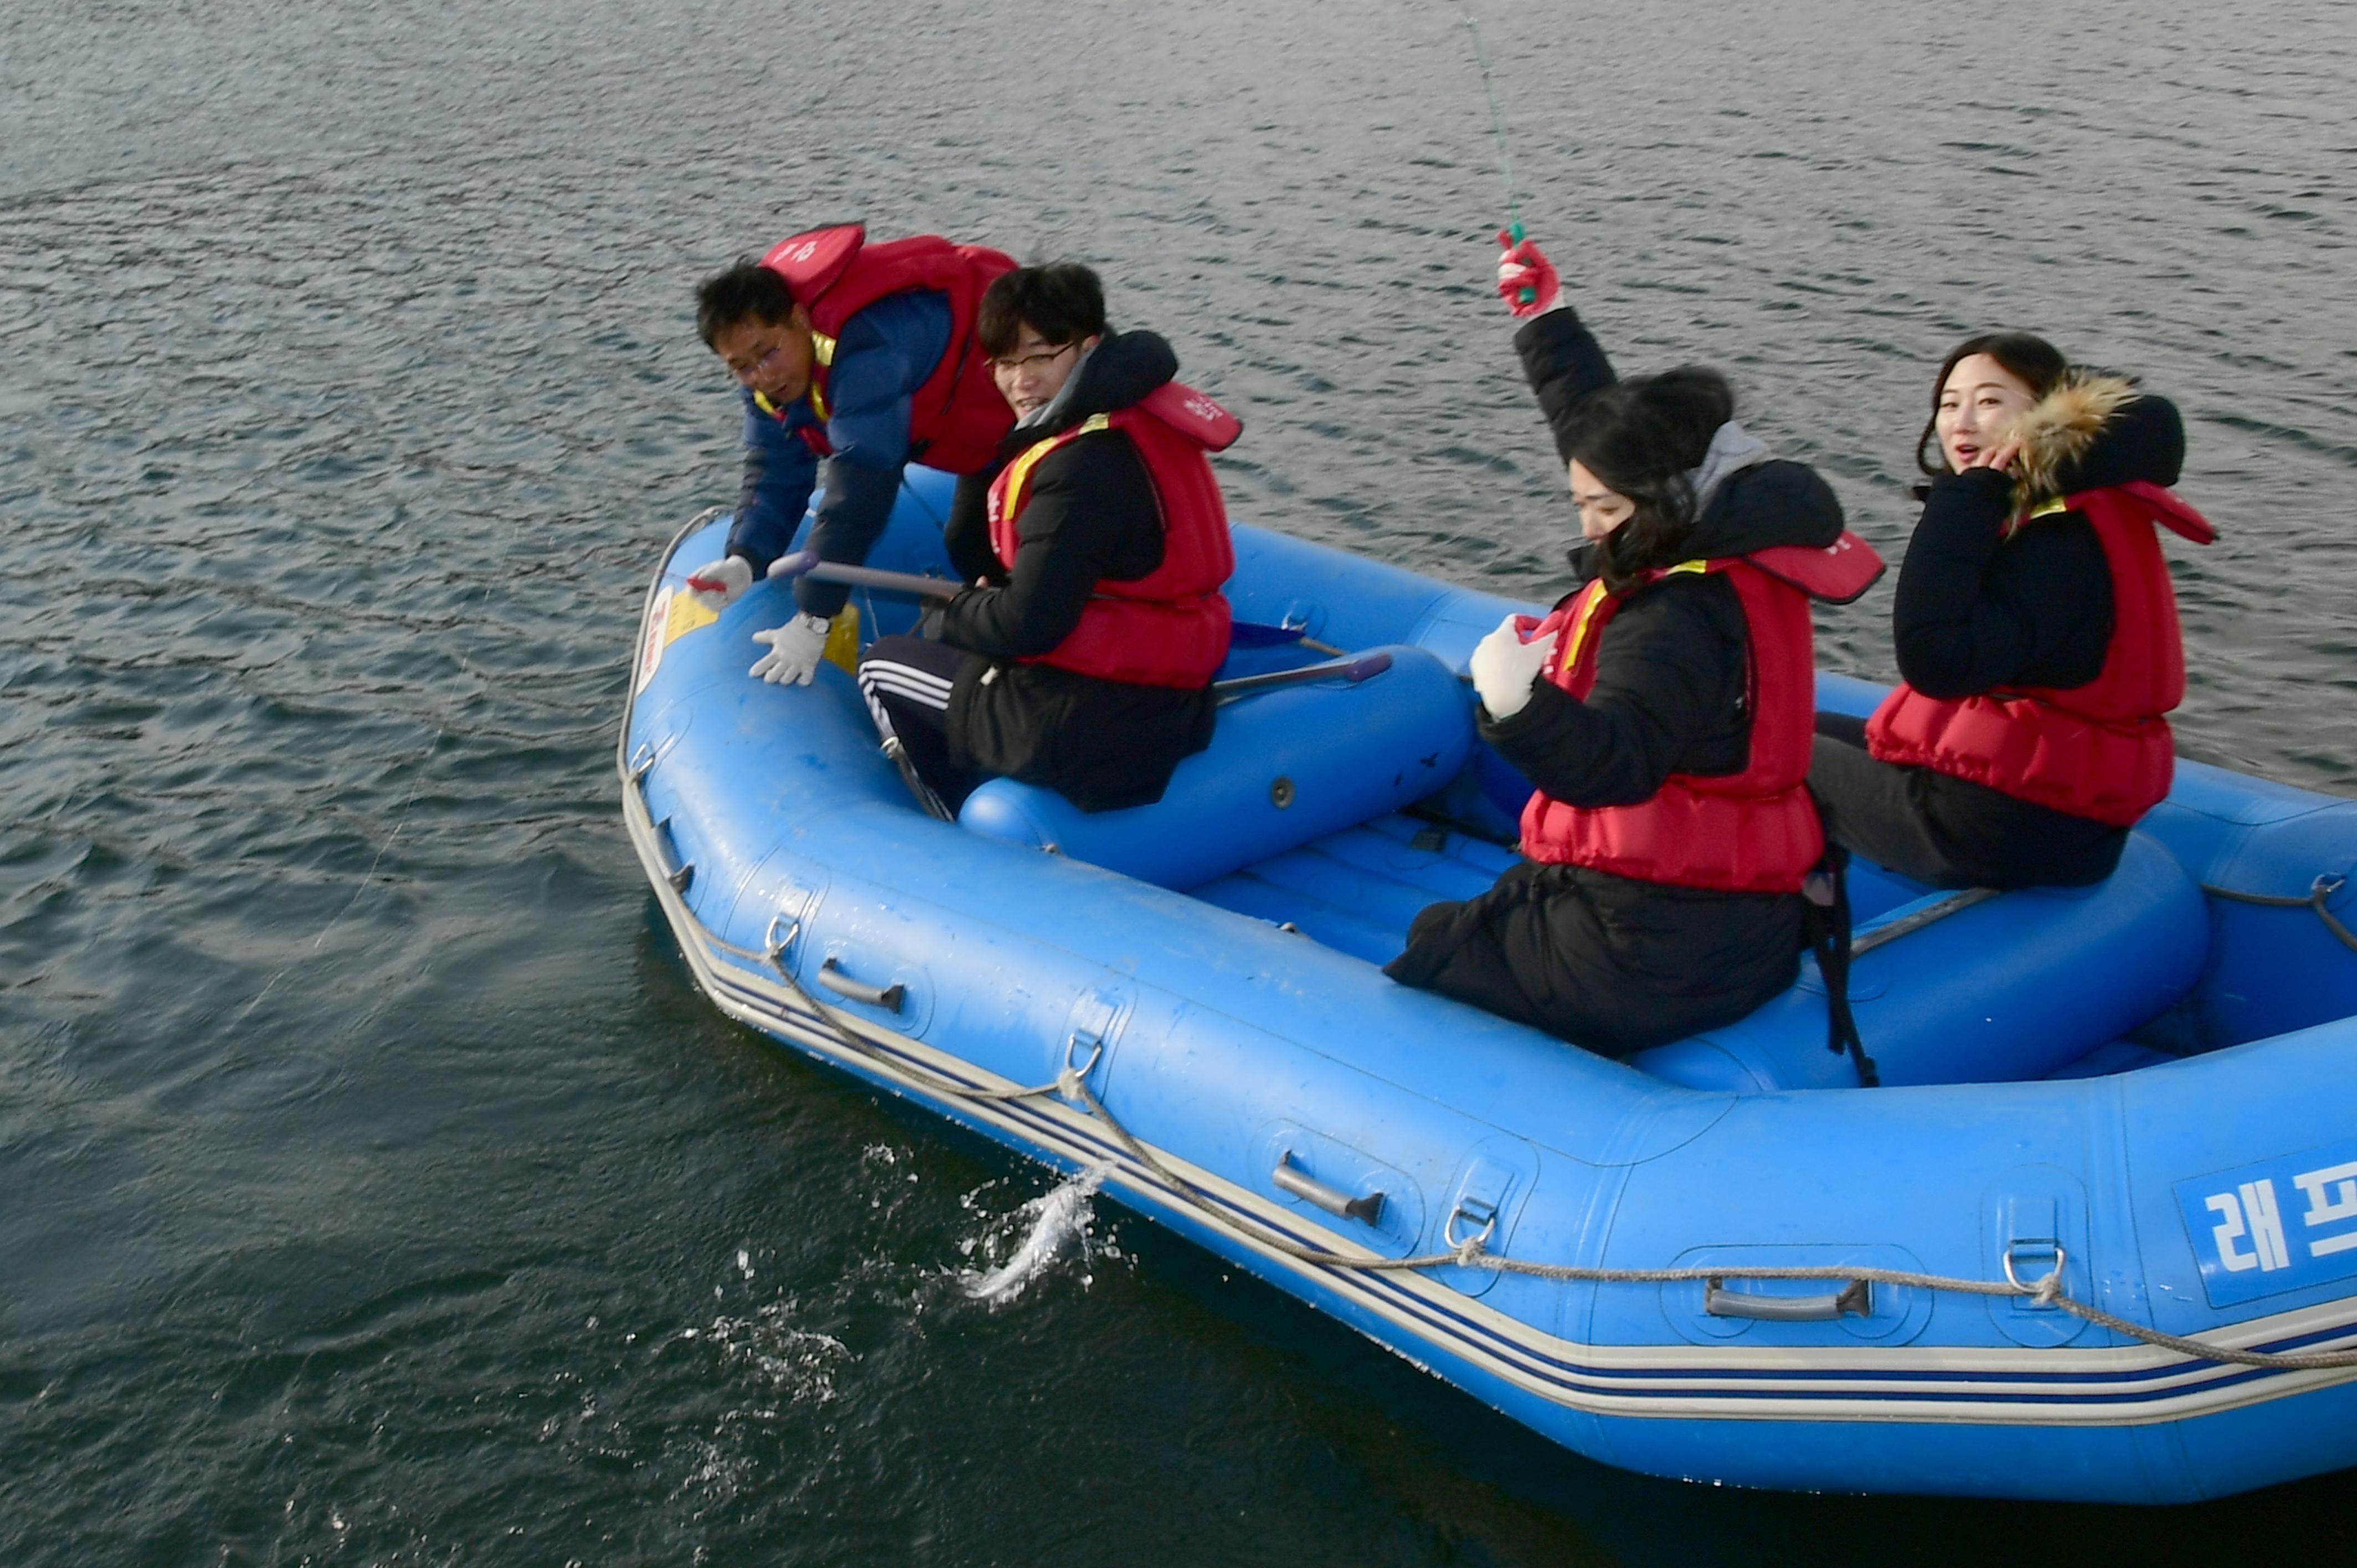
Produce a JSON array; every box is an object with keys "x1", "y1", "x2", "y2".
[{"x1": 1495, "y1": 229, "x2": 1562, "y2": 318}]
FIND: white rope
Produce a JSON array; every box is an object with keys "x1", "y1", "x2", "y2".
[{"x1": 740, "y1": 937, "x2": 2357, "y2": 1372}]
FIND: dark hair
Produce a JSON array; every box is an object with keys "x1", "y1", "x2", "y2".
[
  {"x1": 694, "y1": 260, "x2": 799, "y2": 348},
  {"x1": 1563, "y1": 367, "x2": 1735, "y2": 590},
  {"x1": 977, "y1": 264, "x2": 1107, "y2": 357},
  {"x1": 1915, "y1": 332, "x2": 2068, "y2": 476}
]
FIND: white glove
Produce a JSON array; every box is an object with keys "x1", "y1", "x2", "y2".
[
  {"x1": 749, "y1": 612, "x2": 832, "y2": 685},
  {"x1": 1469, "y1": 614, "x2": 1555, "y2": 720},
  {"x1": 682, "y1": 555, "x2": 753, "y2": 613}
]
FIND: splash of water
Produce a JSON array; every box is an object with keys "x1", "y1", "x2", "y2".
[{"x1": 963, "y1": 1163, "x2": 1113, "y2": 1304}]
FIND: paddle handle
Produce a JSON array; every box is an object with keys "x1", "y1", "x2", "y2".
[
  {"x1": 1213, "y1": 651, "x2": 1392, "y2": 705},
  {"x1": 763, "y1": 550, "x2": 962, "y2": 601}
]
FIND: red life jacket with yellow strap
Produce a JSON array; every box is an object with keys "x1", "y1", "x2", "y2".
[
  {"x1": 985, "y1": 381, "x2": 1240, "y2": 689},
  {"x1": 1520, "y1": 533, "x2": 1884, "y2": 893},
  {"x1": 758, "y1": 224, "x2": 1016, "y2": 473},
  {"x1": 1865, "y1": 480, "x2": 2215, "y2": 827}
]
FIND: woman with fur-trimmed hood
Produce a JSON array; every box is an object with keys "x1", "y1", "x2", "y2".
[{"x1": 1810, "y1": 333, "x2": 2214, "y2": 889}]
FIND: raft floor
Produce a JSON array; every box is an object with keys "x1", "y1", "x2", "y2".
[
  {"x1": 1191, "y1": 812, "x2": 1516, "y2": 967},
  {"x1": 1191, "y1": 812, "x2": 2176, "y2": 1082}
]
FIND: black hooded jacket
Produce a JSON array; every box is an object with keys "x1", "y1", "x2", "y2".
[
  {"x1": 1894, "y1": 393, "x2": 2183, "y2": 698},
  {"x1": 928, "y1": 331, "x2": 1217, "y2": 812},
  {"x1": 1385, "y1": 307, "x2": 1839, "y2": 1058},
  {"x1": 1879, "y1": 391, "x2": 2185, "y2": 885},
  {"x1": 1483, "y1": 312, "x2": 1846, "y2": 809}
]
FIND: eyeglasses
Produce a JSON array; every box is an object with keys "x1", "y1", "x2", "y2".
[
  {"x1": 989, "y1": 341, "x2": 1078, "y2": 374},
  {"x1": 726, "y1": 339, "x2": 789, "y2": 379}
]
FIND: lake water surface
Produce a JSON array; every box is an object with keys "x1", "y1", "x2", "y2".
[{"x1": 4, "y1": 0, "x2": 2354, "y2": 1561}]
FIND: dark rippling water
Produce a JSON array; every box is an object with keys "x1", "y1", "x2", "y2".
[{"x1": 4, "y1": 0, "x2": 2353, "y2": 1561}]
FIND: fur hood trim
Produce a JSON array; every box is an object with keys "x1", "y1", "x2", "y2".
[{"x1": 2005, "y1": 370, "x2": 2137, "y2": 513}]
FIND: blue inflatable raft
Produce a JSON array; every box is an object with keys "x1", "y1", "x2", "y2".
[{"x1": 622, "y1": 468, "x2": 2357, "y2": 1503}]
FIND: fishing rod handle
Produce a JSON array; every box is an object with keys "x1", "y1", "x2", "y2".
[{"x1": 1507, "y1": 219, "x2": 1536, "y2": 305}]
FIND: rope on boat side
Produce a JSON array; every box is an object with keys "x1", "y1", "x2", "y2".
[
  {"x1": 1074, "y1": 1063, "x2": 2357, "y2": 1370},
  {"x1": 2202, "y1": 874, "x2": 2357, "y2": 956},
  {"x1": 735, "y1": 932, "x2": 2357, "y2": 1373}
]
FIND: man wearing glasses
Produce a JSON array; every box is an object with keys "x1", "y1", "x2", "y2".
[
  {"x1": 687, "y1": 224, "x2": 1015, "y2": 685},
  {"x1": 852, "y1": 262, "x2": 1239, "y2": 818}
]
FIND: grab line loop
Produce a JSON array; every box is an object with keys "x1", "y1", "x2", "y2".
[
  {"x1": 764, "y1": 911, "x2": 801, "y2": 970},
  {"x1": 1444, "y1": 1203, "x2": 1499, "y2": 1260},
  {"x1": 2004, "y1": 1242, "x2": 2068, "y2": 1304},
  {"x1": 1058, "y1": 1032, "x2": 1105, "y2": 1101}
]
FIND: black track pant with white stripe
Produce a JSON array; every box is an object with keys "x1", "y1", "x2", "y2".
[{"x1": 855, "y1": 634, "x2": 980, "y2": 817}]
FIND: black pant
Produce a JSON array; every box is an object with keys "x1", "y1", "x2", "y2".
[
  {"x1": 1807, "y1": 713, "x2": 1980, "y2": 887},
  {"x1": 856, "y1": 634, "x2": 979, "y2": 817},
  {"x1": 1807, "y1": 712, "x2": 2127, "y2": 889},
  {"x1": 1385, "y1": 861, "x2": 1805, "y2": 1058}
]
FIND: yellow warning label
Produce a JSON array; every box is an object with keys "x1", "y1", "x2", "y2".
[{"x1": 664, "y1": 590, "x2": 718, "y2": 647}]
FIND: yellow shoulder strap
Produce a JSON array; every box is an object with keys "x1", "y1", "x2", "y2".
[
  {"x1": 806, "y1": 332, "x2": 837, "y2": 421},
  {"x1": 999, "y1": 415, "x2": 1113, "y2": 520},
  {"x1": 1557, "y1": 560, "x2": 1707, "y2": 674},
  {"x1": 1556, "y1": 581, "x2": 1613, "y2": 675}
]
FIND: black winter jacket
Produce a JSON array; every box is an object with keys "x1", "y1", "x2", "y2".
[
  {"x1": 929, "y1": 331, "x2": 1217, "y2": 813},
  {"x1": 1387, "y1": 308, "x2": 1840, "y2": 1056},
  {"x1": 1886, "y1": 393, "x2": 2184, "y2": 886}
]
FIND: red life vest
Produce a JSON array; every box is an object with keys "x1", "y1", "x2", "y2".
[
  {"x1": 985, "y1": 381, "x2": 1241, "y2": 689},
  {"x1": 1520, "y1": 533, "x2": 1884, "y2": 894},
  {"x1": 1864, "y1": 480, "x2": 2216, "y2": 828},
  {"x1": 758, "y1": 224, "x2": 1016, "y2": 473}
]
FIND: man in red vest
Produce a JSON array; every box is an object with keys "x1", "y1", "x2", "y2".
[
  {"x1": 686, "y1": 225, "x2": 1015, "y2": 685},
  {"x1": 851, "y1": 263, "x2": 1238, "y2": 817}
]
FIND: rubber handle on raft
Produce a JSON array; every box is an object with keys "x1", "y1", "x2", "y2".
[
  {"x1": 1273, "y1": 1156, "x2": 1387, "y2": 1225},
  {"x1": 1705, "y1": 1276, "x2": 1873, "y2": 1322},
  {"x1": 816, "y1": 958, "x2": 906, "y2": 1012},
  {"x1": 651, "y1": 817, "x2": 694, "y2": 894}
]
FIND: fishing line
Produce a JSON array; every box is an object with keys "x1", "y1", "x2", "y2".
[
  {"x1": 1452, "y1": 0, "x2": 1527, "y2": 254},
  {"x1": 1413, "y1": 0, "x2": 1553, "y2": 577}
]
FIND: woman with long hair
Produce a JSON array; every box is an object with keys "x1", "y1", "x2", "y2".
[{"x1": 1809, "y1": 333, "x2": 2212, "y2": 889}]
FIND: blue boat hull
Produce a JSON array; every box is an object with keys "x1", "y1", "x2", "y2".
[{"x1": 622, "y1": 471, "x2": 2357, "y2": 1502}]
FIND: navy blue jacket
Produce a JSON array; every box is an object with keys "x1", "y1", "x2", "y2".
[{"x1": 724, "y1": 289, "x2": 953, "y2": 618}]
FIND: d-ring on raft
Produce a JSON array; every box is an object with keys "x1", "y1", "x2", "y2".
[{"x1": 624, "y1": 468, "x2": 2357, "y2": 1503}]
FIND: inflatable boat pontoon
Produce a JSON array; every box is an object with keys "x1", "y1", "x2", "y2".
[{"x1": 622, "y1": 468, "x2": 2357, "y2": 1503}]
